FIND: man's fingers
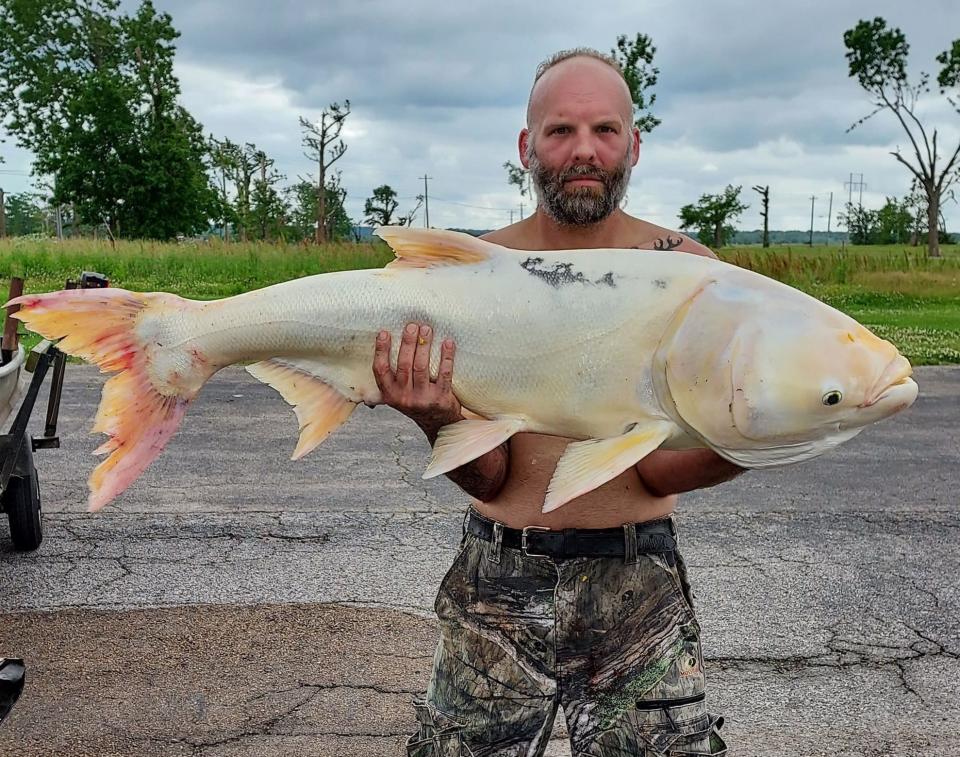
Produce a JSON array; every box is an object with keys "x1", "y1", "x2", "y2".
[
  {"x1": 437, "y1": 339, "x2": 455, "y2": 394},
  {"x1": 372, "y1": 330, "x2": 394, "y2": 391},
  {"x1": 394, "y1": 322, "x2": 418, "y2": 387},
  {"x1": 412, "y1": 325, "x2": 432, "y2": 387}
]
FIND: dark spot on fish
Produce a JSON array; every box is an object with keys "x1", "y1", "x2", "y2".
[
  {"x1": 653, "y1": 235, "x2": 684, "y2": 251},
  {"x1": 520, "y1": 257, "x2": 616, "y2": 288},
  {"x1": 520, "y1": 257, "x2": 588, "y2": 287},
  {"x1": 653, "y1": 279, "x2": 668, "y2": 289}
]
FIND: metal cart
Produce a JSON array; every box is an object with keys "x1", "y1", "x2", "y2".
[
  {"x1": 0, "y1": 272, "x2": 107, "y2": 551},
  {"x1": 0, "y1": 272, "x2": 108, "y2": 727}
]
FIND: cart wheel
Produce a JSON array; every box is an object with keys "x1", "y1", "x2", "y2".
[
  {"x1": 5, "y1": 467, "x2": 41, "y2": 551},
  {"x1": 0, "y1": 658, "x2": 25, "y2": 724}
]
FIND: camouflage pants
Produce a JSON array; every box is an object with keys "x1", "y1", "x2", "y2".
[{"x1": 407, "y1": 512, "x2": 726, "y2": 757}]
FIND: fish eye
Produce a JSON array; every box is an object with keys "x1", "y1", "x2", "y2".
[{"x1": 822, "y1": 390, "x2": 843, "y2": 406}]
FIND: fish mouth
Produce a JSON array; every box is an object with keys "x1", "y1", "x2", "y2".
[{"x1": 859, "y1": 355, "x2": 915, "y2": 408}]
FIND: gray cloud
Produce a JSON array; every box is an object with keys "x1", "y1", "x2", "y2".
[{"x1": 3, "y1": 0, "x2": 958, "y2": 233}]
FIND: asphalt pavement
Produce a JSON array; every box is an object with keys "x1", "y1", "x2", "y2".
[{"x1": 0, "y1": 365, "x2": 957, "y2": 756}]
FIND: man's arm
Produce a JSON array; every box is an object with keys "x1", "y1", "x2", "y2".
[
  {"x1": 372, "y1": 323, "x2": 509, "y2": 502},
  {"x1": 635, "y1": 449, "x2": 744, "y2": 498}
]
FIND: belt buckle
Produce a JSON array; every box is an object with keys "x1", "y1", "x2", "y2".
[{"x1": 521, "y1": 526, "x2": 552, "y2": 558}]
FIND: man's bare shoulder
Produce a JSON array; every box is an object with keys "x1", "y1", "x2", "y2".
[
  {"x1": 626, "y1": 218, "x2": 717, "y2": 259},
  {"x1": 480, "y1": 221, "x2": 533, "y2": 249}
]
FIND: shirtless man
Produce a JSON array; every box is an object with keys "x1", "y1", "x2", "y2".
[{"x1": 376, "y1": 48, "x2": 739, "y2": 756}]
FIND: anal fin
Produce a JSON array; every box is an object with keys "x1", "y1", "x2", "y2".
[
  {"x1": 543, "y1": 421, "x2": 673, "y2": 513},
  {"x1": 422, "y1": 417, "x2": 526, "y2": 479},
  {"x1": 247, "y1": 359, "x2": 357, "y2": 459}
]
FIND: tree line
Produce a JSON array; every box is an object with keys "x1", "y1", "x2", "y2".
[
  {"x1": 0, "y1": 0, "x2": 421, "y2": 243},
  {"x1": 1, "y1": 4, "x2": 958, "y2": 253}
]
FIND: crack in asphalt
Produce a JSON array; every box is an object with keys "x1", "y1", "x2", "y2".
[{"x1": 708, "y1": 619, "x2": 960, "y2": 705}]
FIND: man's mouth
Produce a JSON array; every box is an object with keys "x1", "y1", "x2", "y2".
[{"x1": 564, "y1": 176, "x2": 603, "y2": 188}]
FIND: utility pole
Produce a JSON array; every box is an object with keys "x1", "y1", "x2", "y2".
[
  {"x1": 751, "y1": 185, "x2": 770, "y2": 248},
  {"x1": 809, "y1": 195, "x2": 816, "y2": 247},
  {"x1": 519, "y1": 202, "x2": 525, "y2": 220},
  {"x1": 844, "y1": 173, "x2": 866, "y2": 209},
  {"x1": 509, "y1": 209, "x2": 514, "y2": 225},
  {"x1": 420, "y1": 174, "x2": 432, "y2": 228},
  {"x1": 826, "y1": 191, "x2": 833, "y2": 244},
  {"x1": 0, "y1": 188, "x2": 6, "y2": 238}
]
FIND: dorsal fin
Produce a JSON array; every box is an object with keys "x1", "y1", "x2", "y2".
[{"x1": 374, "y1": 226, "x2": 501, "y2": 268}]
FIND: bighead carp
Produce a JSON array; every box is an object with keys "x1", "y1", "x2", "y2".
[{"x1": 9, "y1": 227, "x2": 917, "y2": 512}]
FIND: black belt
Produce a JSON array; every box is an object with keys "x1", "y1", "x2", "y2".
[{"x1": 466, "y1": 510, "x2": 678, "y2": 560}]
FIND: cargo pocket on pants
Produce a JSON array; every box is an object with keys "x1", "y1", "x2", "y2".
[
  {"x1": 633, "y1": 694, "x2": 727, "y2": 756},
  {"x1": 406, "y1": 698, "x2": 476, "y2": 756}
]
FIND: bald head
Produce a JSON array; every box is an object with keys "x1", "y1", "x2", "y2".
[{"x1": 526, "y1": 53, "x2": 634, "y2": 132}]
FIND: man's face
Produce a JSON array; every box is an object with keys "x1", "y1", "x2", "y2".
[{"x1": 521, "y1": 57, "x2": 640, "y2": 226}]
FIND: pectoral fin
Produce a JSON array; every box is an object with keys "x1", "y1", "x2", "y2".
[
  {"x1": 422, "y1": 417, "x2": 526, "y2": 479},
  {"x1": 247, "y1": 359, "x2": 357, "y2": 460},
  {"x1": 543, "y1": 421, "x2": 673, "y2": 513}
]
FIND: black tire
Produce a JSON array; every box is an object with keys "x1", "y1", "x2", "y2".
[
  {"x1": 0, "y1": 658, "x2": 25, "y2": 725},
  {"x1": 5, "y1": 467, "x2": 41, "y2": 551}
]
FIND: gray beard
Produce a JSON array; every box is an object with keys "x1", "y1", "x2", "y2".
[{"x1": 527, "y1": 142, "x2": 632, "y2": 226}]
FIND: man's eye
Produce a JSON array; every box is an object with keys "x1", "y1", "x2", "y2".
[{"x1": 551, "y1": 127, "x2": 569, "y2": 135}]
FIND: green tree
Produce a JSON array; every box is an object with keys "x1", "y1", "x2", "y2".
[
  {"x1": 840, "y1": 203, "x2": 878, "y2": 244},
  {"x1": 249, "y1": 149, "x2": 286, "y2": 241},
  {"x1": 321, "y1": 171, "x2": 353, "y2": 241},
  {"x1": 843, "y1": 17, "x2": 960, "y2": 257},
  {"x1": 0, "y1": 0, "x2": 217, "y2": 238},
  {"x1": 503, "y1": 160, "x2": 532, "y2": 206},
  {"x1": 285, "y1": 175, "x2": 352, "y2": 243},
  {"x1": 364, "y1": 185, "x2": 422, "y2": 228},
  {"x1": 208, "y1": 136, "x2": 241, "y2": 240},
  {"x1": 678, "y1": 185, "x2": 748, "y2": 249},
  {"x1": 3, "y1": 192, "x2": 44, "y2": 236},
  {"x1": 874, "y1": 196, "x2": 913, "y2": 243},
  {"x1": 842, "y1": 194, "x2": 947, "y2": 245},
  {"x1": 364, "y1": 184, "x2": 401, "y2": 227},
  {"x1": 611, "y1": 33, "x2": 660, "y2": 134}
]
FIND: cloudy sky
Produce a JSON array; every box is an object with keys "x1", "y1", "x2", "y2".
[{"x1": 2, "y1": 0, "x2": 959, "y2": 234}]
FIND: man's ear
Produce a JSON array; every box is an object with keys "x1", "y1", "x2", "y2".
[
  {"x1": 631, "y1": 127, "x2": 641, "y2": 167},
  {"x1": 519, "y1": 128, "x2": 531, "y2": 169}
]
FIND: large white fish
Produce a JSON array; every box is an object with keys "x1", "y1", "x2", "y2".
[{"x1": 10, "y1": 227, "x2": 917, "y2": 512}]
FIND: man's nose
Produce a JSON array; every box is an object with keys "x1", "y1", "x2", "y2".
[{"x1": 570, "y1": 130, "x2": 599, "y2": 164}]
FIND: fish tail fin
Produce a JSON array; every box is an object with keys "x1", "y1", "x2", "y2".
[{"x1": 9, "y1": 288, "x2": 203, "y2": 511}]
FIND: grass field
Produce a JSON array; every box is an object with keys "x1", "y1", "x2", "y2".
[{"x1": 0, "y1": 236, "x2": 957, "y2": 365}]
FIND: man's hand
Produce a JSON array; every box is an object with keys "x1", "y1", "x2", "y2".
[
  {"x1": 371, "y1": 322, "x2": 510, "y2": 502},
  {"x1": 372, "y1": 322, "x2": 462, "y2": 442}
]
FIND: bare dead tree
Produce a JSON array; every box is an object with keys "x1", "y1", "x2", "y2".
[
  {"x1": 300, "y1": 100, "x2": 350, "y2": 244},
  {"x1": 844, "y1": 19, "x2": 960, "y2": 257}
]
